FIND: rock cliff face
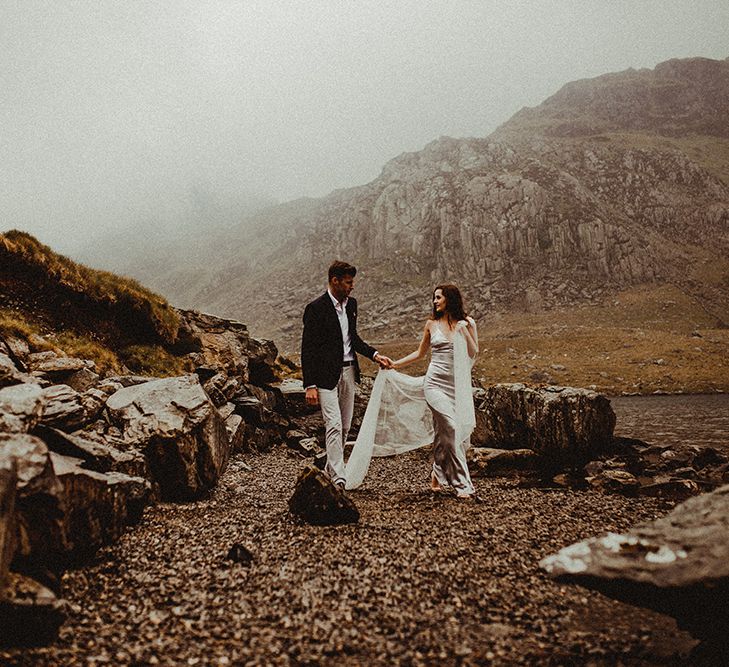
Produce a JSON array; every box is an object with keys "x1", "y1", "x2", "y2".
[{"x1": 99, "y1": 57, "x2": 729, "y2": 349}]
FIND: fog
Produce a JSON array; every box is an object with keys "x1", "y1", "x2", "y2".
[{"x1": 2, "y1": 1, "x2": 727, "y2": 255}]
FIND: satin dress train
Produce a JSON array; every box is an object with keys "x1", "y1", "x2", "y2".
[{"x1": 424, "y1": 327, "x2": 475, "y2": 495}]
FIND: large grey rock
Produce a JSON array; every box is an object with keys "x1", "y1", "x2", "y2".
[
  {"x1": 38, "y1": 384, "x2": 87, "y2": 431},
  {"x1": 475, "y1": 384, "x2": 615, "y2": 471},
  {"x1": 540, "y1": 483, "x2": 729, "y2": 644},
  {"x1": 0, "y1": 353, "x2": 24, "y2": 388},
  {"x1": 175, "y1": 309, "x2": 279, "y2": 385},
  {"x1": 2, "y1": 337, "x2": 29, "y2": 369},
  {"x1": 289, "y1": 464, "x2": 359, "y2": 526},
  {"x1": 0, "y1": 456, "x2": 17, "y2": 591},
  {"x1": 0, "y1": 434, "x2": 67, "y2": 586},
  {"x1": 50, "y1": 453, "x2": 151, "y2": 563},
  {"x1": 0, "y1": 571, "x2": 66, "y2": 647},
  {"x1": 0, "y1": 383, "x2": 44, "y2": 433},
  {"x1": 33, "y1": 356, "x2": 88, "y2": 375},
  {"x1": 106, "y1": 375, "x2": 230, "y2": 500},
  {"x1": 34, "y1": 425, "x2": 149, "y2": 479},
  {"x1": 65, "y1": 367, "x2": 101, "y2": 393}
]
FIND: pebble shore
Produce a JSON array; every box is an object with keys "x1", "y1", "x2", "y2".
[{"x1": 2, "y1": 447, "x2": 696, "y2": 665}]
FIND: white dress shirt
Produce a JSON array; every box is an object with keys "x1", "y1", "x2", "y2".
[{"x1": 328, "y1": 289, "x2": 354, "y2": 362}]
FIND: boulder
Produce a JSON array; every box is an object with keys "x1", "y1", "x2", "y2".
[
  {"x1": 50, "y1": 453, "x2": 151, "y2": 563},
  {"x1": 0, "y1": 434, "x2": 67, "y2": 588},
  {"x1": 540, "y1": 483, "x2": 729, "y2": 646},
  {"x1": 33, "y1": 356, "x2": 88, "y2": 375},
  {"x1": 106, "y1": 375, "x2": 230, "y2": 500},
  {"x1": 241, "y1": 424, "x2": 273, "y2": 452},
  {"x1": 292, "y1": 437, "x2": 322, "y2": 458},
  {"x1": 80, "y1": 387, "x2": 107, "y2": 423},
  {"x1": 274, "y1": 378, "x2": 309, "y2": 417},
  {"x1": 289, "y1": 464, "x2": 359, "y2": 526},
  {"x1": 475, "y1": 384, "x2": 615, "y2": 471},
  {"x1": 64, "y1": 367, "x2": 101, "y2": 393},
  {"x1": 0, "y1": 572, "x2": 66, "y2": 647},
  {"x1": 34, "y1": 426, "x2": 149, "y2": 479},
  {"x1": 468, "y1": 447, "x2": 539, "y2": 475},
  {"x1": 0, "y1": 456, "x2": 17, "y2": 589},
  {"x1": 225, "y1": 413, "x2": 246, "y2": 453},
  {"x1": 639, "y1": 476, "x2": 700, "y2": 500},
  {"x1": 0, "y1": 383, "x2": 44, "y2": 433},
  {"x1": 0, "y1": 353, "x2": 25, "y2": 388},
  {"x1": 2, "y1": 337, "x2": 29, "y2": 369},
  {"x1": 586, "y1": 469, "x2": 640, "y2": 496},
  {"x1": 175, "y1": 309, "x2": 279, "y2": 385},
  {"x1": 38, "y1": 384, "x2": 87, "y2": 431}
]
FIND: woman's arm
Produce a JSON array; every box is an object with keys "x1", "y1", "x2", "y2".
[
  {"x1": 392, "y1": 322, "x2": 431, "y2": 369},
  {"x1": 458, "y1": 318, "x2": 479, "y2": 358}
]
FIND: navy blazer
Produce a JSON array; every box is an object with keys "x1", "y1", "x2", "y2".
[{"x1": 301, "y1": 292, "x2": 377, "y2": 390}]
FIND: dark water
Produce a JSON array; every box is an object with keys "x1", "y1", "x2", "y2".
[{"x1": 611, "y1": 393, "x2": 729, "y2": 451}]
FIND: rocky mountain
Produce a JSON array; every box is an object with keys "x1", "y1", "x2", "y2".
[{"x1": 84, "y1": 57, "x2": 729, "y2": 352}]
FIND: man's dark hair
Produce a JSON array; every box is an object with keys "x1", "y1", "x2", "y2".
[{"x1": 328, "y1": 260, "x2": 357, "y2": 281}]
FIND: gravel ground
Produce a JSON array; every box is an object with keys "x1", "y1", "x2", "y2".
[{"x1": 3, "y1": 447, "x2": 696, "y2": 666}]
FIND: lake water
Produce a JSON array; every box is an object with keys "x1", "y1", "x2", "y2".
[{"x1": 610, "y1": 393, "x2": 729, "y2": 451}]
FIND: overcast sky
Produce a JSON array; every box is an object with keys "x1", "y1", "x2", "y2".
[{"x1": 2, "y1": 1, "x2": 728, "y2": 254}]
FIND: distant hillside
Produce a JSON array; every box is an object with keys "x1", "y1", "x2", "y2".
[{"x1": 79, "y1": 57, "x2": 729, "y2": 357}]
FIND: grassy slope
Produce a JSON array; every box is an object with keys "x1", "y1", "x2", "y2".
[{"x1": 0, "y1": 231, "x2": 188, "y2": 376}]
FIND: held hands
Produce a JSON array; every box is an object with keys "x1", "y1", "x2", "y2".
[{"x1": 374, "y1": 352, "x2": 394, "y2": 369}]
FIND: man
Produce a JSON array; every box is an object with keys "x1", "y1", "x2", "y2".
[{"x1": 301, "y1": 260, "x2": 392, "y2": 488}]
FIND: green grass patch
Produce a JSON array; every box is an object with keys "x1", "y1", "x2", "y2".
[
  {"x1": 120, "y1": 344, "x2": 192, "y2": 377},
  {"x1": 1, "y1": 230, "x2": 180, "y2": 343}
]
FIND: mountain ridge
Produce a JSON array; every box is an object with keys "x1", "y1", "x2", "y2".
[{"x1": 76, "y1": 56, "x2": 729, "y2": 356}]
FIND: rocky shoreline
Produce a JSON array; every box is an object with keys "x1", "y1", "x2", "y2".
[
  {"x1": 2, "y1": 309, "x2": 728, "y2": 663},
  {"x1": 0, "y1": 447, "x2": 695, "y2": 666}
]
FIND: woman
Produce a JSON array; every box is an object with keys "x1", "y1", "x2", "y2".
[
  {"x1": 391, "y1": 284, "x2": 478, "y2": 498},
  {"x1": 344, "y1": 284, "x2": 478, "y2": 498}
]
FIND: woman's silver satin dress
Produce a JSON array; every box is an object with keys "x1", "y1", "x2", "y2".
[{"x1": 424, "y1": 326, "x2": 475, "y2": 495}]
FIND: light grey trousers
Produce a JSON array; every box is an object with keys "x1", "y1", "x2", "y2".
[{"x1": 318, "y1": 366, "x2": 355, "y2": 486}]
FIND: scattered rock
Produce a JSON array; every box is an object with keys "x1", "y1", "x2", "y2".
[
  {"x1": 587, "y1": 469, "x2": 640, "y2": 496},
  {"x1": 226, "y1": 543, "x2": 254, "y2": 565},
  {"x1": 468, "y1": 447, "x2": 539, "y2": 475},
  {"x1": 639, "y1": 476, "x2": 700, "y2": 500}
]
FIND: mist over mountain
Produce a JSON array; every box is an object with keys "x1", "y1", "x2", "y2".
[{"x1": 83, "y1": 56, "x2": 729, "y2": 351}]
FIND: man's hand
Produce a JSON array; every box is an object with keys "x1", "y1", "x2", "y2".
[
  {"x1": 375, "y1": 353, "x2": 394, "y2": 369},
  {"x1": 305, "y1": 387, "x2": 319, "y2": 406}
]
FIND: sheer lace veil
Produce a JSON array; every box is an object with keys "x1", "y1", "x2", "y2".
[{"x1": 345, "y1": 318, "x2": 477, "y2": 490}]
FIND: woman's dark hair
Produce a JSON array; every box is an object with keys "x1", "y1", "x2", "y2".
[
  {"x1": 328, "y1": 260, "x2": 357, "y2": 281},
  {"x1": 432, "y1": 284, "x2": 467, "y2": 322}
]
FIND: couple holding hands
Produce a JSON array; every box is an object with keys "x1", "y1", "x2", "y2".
[{"x1": 302, "y1": 260, "x2": 478, "y2": 499}]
